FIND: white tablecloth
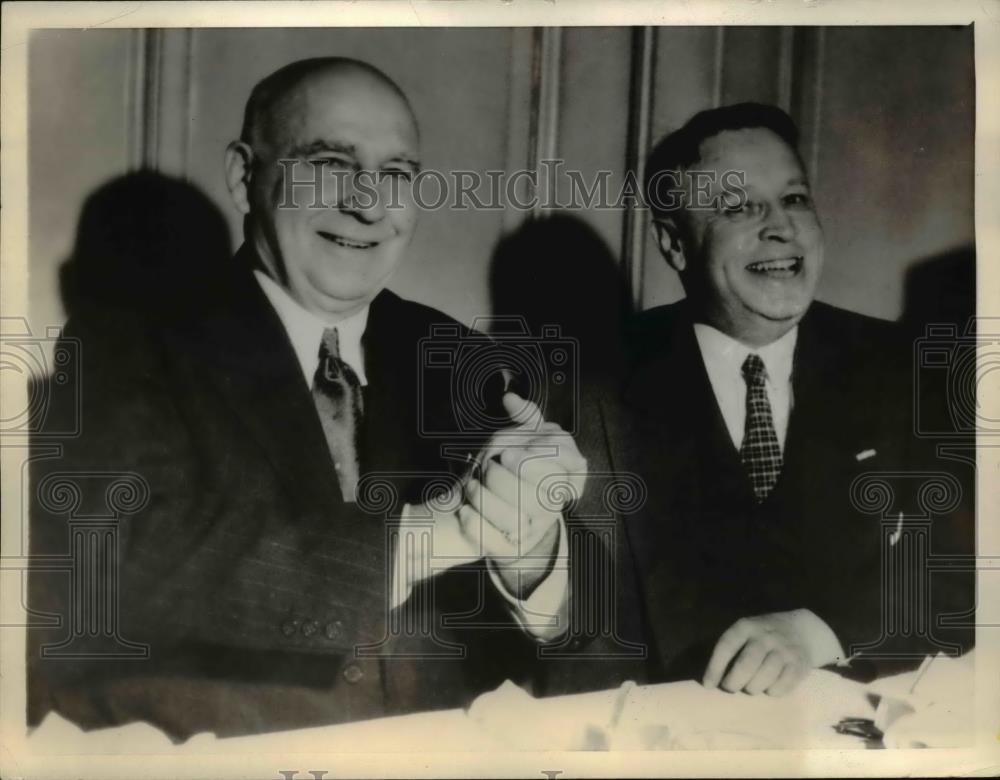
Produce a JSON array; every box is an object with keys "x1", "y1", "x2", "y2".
[{"x1": 27, "y1": 668, "x2": 879, "y2": 753}]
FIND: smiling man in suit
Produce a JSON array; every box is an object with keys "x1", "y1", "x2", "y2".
[
  {"x1": 601, "y1": 102, "x2": 973, "y2": 696},
  {"x1": 28, "y1": 57, "x2": 585, "y2": 739}
]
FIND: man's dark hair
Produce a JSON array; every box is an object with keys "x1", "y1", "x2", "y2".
[{"x1": 644, "y1": 102, "x2": 801, "y2": 219}]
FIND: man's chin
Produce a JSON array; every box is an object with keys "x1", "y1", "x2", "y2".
[{"x1": 746, "y1": 287, "x2": 815, "y2": 321}]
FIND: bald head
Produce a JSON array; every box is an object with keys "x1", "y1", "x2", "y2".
[
  {"x1": 225, "y1": 56, "x2": 422, "y2": 322},
  {"x1": 240, "y1": 57, "x2": 418, "y2": 154}
]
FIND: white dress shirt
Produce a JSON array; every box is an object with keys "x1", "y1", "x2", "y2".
[
  {"x1": 691, "y1": 320, "x2": 845, "y2": 667},
  {"x1": 254, "y1": 271, "x2": 568, "y2": 638},
  {"x1": 692, "y1": 322, "x2": 797, "y2": 451},
  {"x1": 256, "y1": 270, "x2": 369, "y2": 386}
]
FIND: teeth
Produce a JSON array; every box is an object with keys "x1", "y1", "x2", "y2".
[
  {"x1": 747, "y1": 257, "x2": 801, "y2": 272},
  {"x1": 318, "y1": 231, "x2": 377, "y2": 249}
]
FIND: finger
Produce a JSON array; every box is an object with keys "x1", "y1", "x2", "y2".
[
  {"x1": 463, "y1": 478, "x2": 519, "y2": 537},
  {"x1": 492, "y1": 450, "x2": 568, "y2": 498},
  {"x1": 497, "y1": 440, "x2": 587, "y2": 496},
  {"x1": 743, "y1": 650, "x2": 785, "y2": 695},
  {"x1": 482, "y1": 460, "x2": 559, "y2": 539},
  {"x1": 494, "y1": 453, "x2": 583, "y2": 518},
  {"x1": 765, "y1": 657, "x2": 808, "y2": 697},
  {"x1": 502, "y1": 392, "x2": 544, "y2": 429},
  {"x1": 703, "y1": 619, "x2": 753, "y2": 689},
  {"x1": 720, "y1": 637, "x2": 771, "y2": 693},
  {"x1": 458, "y1": 503, "x2": 516, "y2": 559},
  {"x1": 477, "y1": 425, "x2": 565, "y2": 467}
]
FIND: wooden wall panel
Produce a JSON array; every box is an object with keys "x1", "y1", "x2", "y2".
[
  {"x1": 27, "y1": 26, "x2": 975, "y2": 330},
  {"x1": 28, "y1": 29, "x2": 135, "y2": 330}
]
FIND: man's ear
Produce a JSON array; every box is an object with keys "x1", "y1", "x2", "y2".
[
  {"x1": 224, "y1": 141, "x2": 254, "y2": 215},
  {"x1": 652, "y1": 217, "x2": 687, "y2": 273}
]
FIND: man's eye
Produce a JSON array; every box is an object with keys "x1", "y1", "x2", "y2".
[
  {"x1": 718, "y1": 197, "x2": 751, "y2": 217},
  {"x1": 784, "y1": 192, "x2": 812, "y2": 208}
]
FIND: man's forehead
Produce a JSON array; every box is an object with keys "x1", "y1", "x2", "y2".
[
  {"x1": 262, "y1": 67, "x2": 419, "y2": 155},
  {"x1": 695, "y1": 127, "x2": 804, "y2": 175}
]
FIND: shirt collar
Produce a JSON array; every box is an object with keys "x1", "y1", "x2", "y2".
[
  {"x1": 692, "y1": 321, "x2": 798, "y2": 387},
  {"x1": 253, "y1": 269, "x2": 369, "y2": 386}
]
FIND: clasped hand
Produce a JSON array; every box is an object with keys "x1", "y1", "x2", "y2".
[{"x1": 404, "y1": 392, "x2": 587, "y2": 597}]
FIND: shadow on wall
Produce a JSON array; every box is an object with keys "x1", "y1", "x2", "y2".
[
  {"x1": 59, "y1": 170, "x2": 233, "y2": 322},
  {"x1": 488, "y1": 213, "x2": 633, "y2": 428},
  {"x1": 901, "y1": 244, "x2": 976, "y2": 336},
  {"x1": 900, "y1": 244, "x2": 977, "y2": 462}
]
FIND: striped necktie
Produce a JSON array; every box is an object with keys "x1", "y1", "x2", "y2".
[
  {"x1": 740, "y1": 353, "x2": 783, "y2": 502},
  {"x1": 312, "y1": 327, "x2": 364, "y2": 502}
]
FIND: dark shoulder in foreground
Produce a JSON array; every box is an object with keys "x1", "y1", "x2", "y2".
[
  {"x1": 801, "y1": 300, "x2": 910, "y2": 368},
  {"x1": 367, "y1": 288, "x2": 482, "y2": 341},
  {"x1": 626, "y1": 300, "x2": 690, "y2": 362},
  {"x1": 803, "y1": 300, "x2": 902, "y2": 343}
]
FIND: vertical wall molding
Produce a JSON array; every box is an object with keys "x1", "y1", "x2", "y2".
[
  {"x1": 808, "y1": 27, "x2": 826, "y2": 182},
  {"x1": 125, "y1": 29, "x2": 148, "y2": 171},
  {"x1": 142, "y1": 29, "x2": 163, "y2": 170},
  {"x1": 788, "y1": 27, "x2": 827, "y2": 184},
  {"x1": 621, "y1": 26, "x2": 656, "y2": 310},
  {"x1": 123, "y1": 28, "x2": 194, "y2": 177},
  {"x1": 530, "y1": 26, "x2": 563, "y2": 219},
  {"x1": 156, "y1": 29, "x2": 195, "y2": 178},
  {"x1": 711, "y1": 26, "x2": 726, "y2": 108},
  {"x1": 777, "y1": 27, "x2": 795, "y2": 113},
  {"x1": 501, "y1": 27, "x2": 563, "y2": 230},
  {"x1": 501, "y1": 28, "x2": 535, "y2": 234}
]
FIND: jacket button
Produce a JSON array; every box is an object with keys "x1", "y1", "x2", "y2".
[
  {"x1": 301, "y1": 619, "x2": 319, "y2": 637},
  {"x1": 342, "y1": 663, "x2": 364, "y2": 684},
  {"x1": 280, "y1": 618, "x2": 300, "y2": 637},
  {"x1": 324, "y1": 620, "x2": 343, "y2": 640}
]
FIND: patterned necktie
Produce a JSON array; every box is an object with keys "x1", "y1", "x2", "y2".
[
  {"x1": 740, "y1": 353, "x2": 783, "y2": 502},
  {"x1": 312, "y1": 327, "x2": 364, "y2": 502}
]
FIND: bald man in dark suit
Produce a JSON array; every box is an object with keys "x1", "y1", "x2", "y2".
[{"x1": 28, "y1": 58, "x2": 586, "y2": 739}]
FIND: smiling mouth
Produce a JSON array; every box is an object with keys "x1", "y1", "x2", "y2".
[
  {"x1": 317, "y1": 231, "x2": 380, "y2": 250},
  {"x1": 746, "y1": 256, "x2": 803, "y2": 277}
]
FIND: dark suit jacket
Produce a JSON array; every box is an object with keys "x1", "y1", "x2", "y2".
[
  {"x1": 28, "y1": 248, "x2": 546, "y2": 739},
  {"x1": 592, "y1": 300, "x2": 974, "y2": 683}
]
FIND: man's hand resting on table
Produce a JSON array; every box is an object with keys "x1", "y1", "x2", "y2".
[{"x1": 702, "y1": 609, "x2": 845, "y2": 696}]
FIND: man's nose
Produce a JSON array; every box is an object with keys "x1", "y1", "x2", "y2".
[
  {"x1": 340, "y1": 170, "x2": 387, "y2": 223},
  {"x1": 759, "y1": 203, "x2": 795, "y2": 241}
]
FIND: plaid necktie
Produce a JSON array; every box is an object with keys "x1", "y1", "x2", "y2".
[
  {"x1": 312, "y1": 327, "x2": 364, "y2": 502},
  {"x1": 740, "y1": 353, "x2": 783, "y2": 502}
]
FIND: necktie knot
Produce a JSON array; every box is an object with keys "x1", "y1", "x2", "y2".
[
  {"x1": 741, "y1": 353, "x2": 768, "y2": 387},
  {"x1": 319, "y1": 327, "x2": 342, "y2": 359},
  {"x1": 318, "y1": 328, "x2": 347, "y2": 384}
]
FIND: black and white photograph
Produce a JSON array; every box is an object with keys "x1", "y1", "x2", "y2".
[{"x1": 1, "y1": 1, "x2": 998, "y2": 777}]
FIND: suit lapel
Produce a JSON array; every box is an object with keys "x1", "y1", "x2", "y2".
[
  {"x1": 782, "y1": 303, "x2": 855, "y2": 494},
  {"x1": 168, "y1": 250, "x2": 344, "y2": 514},
  {"x1": 357, "y1": 290, "x2": 420, "y2": 477},
  {"x1": 622, "y1": 304, "x2": 753, "y2": 507}
]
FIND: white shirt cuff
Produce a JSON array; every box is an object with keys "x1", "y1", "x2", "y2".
[{"x1": 486, "y1": 516, "x2": 570, "y2": 642}]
